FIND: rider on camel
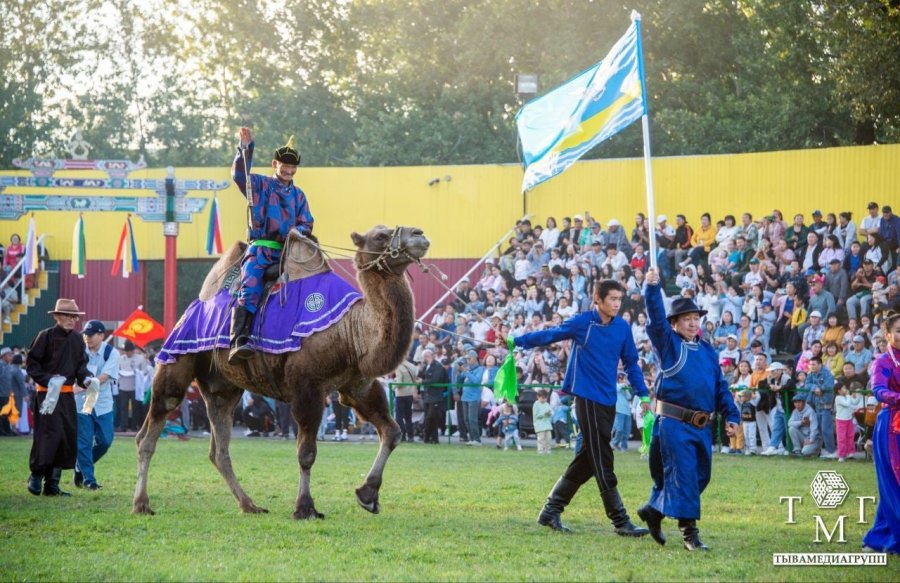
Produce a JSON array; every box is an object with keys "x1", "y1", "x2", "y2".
[{"x1": 230, "y1": 127, "x2": 314, "y2": 364}]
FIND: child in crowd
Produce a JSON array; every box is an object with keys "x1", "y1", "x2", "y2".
[
  {"x1": 739, "y1": 389, "x2": 758, "y2": 455},
  {"x1": 834, "y1": 381, "x2": 864, "y2": 462},
  {"x1": 725, "y1": 390, "x2": 745, "y2": 454},
  {"x1": 551, "y1": 395, "x2": 571, "y2": 447},
  {"x1": 612, "y1": 371, "x2": 632, "y2": 451},
  {"x1": 494, "y1": 403, "x2": 522, "y2": 451},
  {"x1": 532, "y1": 389, "x2": 553, "y2": 454}
]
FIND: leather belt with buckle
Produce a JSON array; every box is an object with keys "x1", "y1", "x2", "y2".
[{"x1": 656, "y1": 400, "x2": 715, "y2": 429}]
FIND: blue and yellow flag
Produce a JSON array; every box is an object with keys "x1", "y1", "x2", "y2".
[{"x1": 516, "y1": 18, "x2": 645, "y2": 192}]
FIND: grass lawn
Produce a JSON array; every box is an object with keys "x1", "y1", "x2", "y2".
[{"x1": 0, "y1": 435, "x2": 894, "y2": 581}]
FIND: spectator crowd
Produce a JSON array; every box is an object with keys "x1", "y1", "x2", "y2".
[{"x1": 395, "y1": 202, "x2": 900, "y2": 460}]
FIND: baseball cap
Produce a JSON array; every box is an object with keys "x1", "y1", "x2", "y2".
[
  {"x1": 573, "y1": 214, "x2": 584, "y2": 222},
  {"x1": 791, "y1": 393, "x2": 807, "y2": 402},
  {"x1": 467, "y1": 350, "x2": 478, "y2": 358},
  {"x1": 83, "y1": 320, "x2": 106, "y2": 336},
  {"x1": 0, "y1": 347, "x2": 11, "y2": 357},
  {"x1": 766, "y1": 362, "x2": 785, "y2": 372},
  {"x1": 812, "y1": 209, "x2": 822, "y2": 216},
  {"x1": 726, "y1": 334, "x2": 738, "y2": 341},
  {"x1": 809, "y1": 310, "x2": 822, "y2": 319},
  {"x1": 853, "y1": 335, "x2": 865, "y2": 343},
  {"x1": 720, "y1": 358, "x2": 735, "y2": 367},
  {"x1": 485, "y1": 258, "x2": 494, "y2": 265},
  {"x1": 657, "y1": 214, "x2": 667, "y2": 224},
  {"x1": 607, "y1": 218, "x2": 621, "y2": 227},
  {"x1": 749, "y1": 258, "x2": 759, "y2": 264}
]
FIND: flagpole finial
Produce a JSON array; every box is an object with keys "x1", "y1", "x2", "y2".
[{"x1": 631, "y1": 10, "x2": 641, "y2": 21}]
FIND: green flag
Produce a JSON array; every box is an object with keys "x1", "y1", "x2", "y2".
[{"x1": 493, "y1": 337, "x2": 519, "y2": 404}]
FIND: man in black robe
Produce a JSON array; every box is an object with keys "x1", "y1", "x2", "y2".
[{"x1": 26, "y1": 299, "x2": 92, "y2": 496}]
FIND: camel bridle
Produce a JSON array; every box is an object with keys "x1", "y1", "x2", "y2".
[{"x1": 356, "y1": 226, "x2": 423, "y2": 273}]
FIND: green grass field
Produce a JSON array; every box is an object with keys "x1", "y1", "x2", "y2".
[{"x1": 0, "y1": 436, "x2": 894, "y2": 581}]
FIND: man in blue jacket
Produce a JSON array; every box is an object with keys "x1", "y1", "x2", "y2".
[
  {"x1": 509, "y1": 279, "x2": 649, "y2": 537},
  {"x1": 638, "y1": 268, "x2": 740, "y2": 551}
]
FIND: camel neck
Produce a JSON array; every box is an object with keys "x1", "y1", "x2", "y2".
[{"x1": 356, "y1": 270, "x2": 415, "y2": 375}]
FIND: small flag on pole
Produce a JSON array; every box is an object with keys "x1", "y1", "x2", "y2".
[
  {"x1": 206, "y1": 194, "x2": 223, "y2": 255},
  {"x1": 516, "y1": 19, "x2": 645, "y2": 192},
  {"x1": 112, "y1": 308, "x2": 166, "y2": 348},
  {"x1": 22, "y1": 214, "x2": 39, "y2": 275},
  {"x1": 111, "y1": 214, "x2": 140, "y2": 278},
  {"x1": 71, "y1": 214, "x2": 86, "y2": 278}
]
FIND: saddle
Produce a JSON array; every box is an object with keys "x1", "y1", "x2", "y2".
[{"x1": 217, "y1": 229, "x2": 329, "y2": 299}]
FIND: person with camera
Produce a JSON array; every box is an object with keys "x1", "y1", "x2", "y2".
[{"x1": 637, "y1": 268, "x2": 740, "y2": 551}]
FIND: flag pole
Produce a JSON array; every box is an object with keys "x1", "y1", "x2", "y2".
[{"x1": 632, "y1": 10, "x2": 658, "y2": 271}]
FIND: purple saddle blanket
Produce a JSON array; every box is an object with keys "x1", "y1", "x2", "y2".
[{"x1": 157, "y1": 272, "x2": 361, "y2": 364}]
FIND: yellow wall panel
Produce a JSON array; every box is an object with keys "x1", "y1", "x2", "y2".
[{"x1": 1, "y1": 144, "x2": 897, "y2": 261}]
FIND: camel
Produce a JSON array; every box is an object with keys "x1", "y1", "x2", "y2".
[{"x1": 132, "y1": 225, "x2": 430, "y2": 519}]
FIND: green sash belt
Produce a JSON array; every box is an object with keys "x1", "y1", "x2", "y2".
[{"x1": 250, "y1": 239, "x2": 283, "y2": 250}]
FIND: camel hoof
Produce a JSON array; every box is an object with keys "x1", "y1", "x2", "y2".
[
  {"x1": 355, "y1": 485, "x2": 380, "y2": 514},
  {"x1": 240, "y1": 501, "x2": 269, "y2": 514},
  {"x1": 292, "y1": 507, "x2": 325, "y2": 520},
  {"x1": 132, "y1": 501, "x2": 156, "y2": 516}
]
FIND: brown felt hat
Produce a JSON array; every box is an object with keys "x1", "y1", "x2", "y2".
[{"x1": 48, "y1": 298, "x2": 85, "y2": 316}]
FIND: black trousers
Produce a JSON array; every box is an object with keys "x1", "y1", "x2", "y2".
[
  {"x1": 423, "y1": 402, "x2": 444, "y2": 443},
  {"x1": 276, "y1": 401, "x2": 296, "y2": 437},
  {"x1": 116, "y1": 390, "x2": 138, "y2": 430},
  {"x1": 455, "y1": 400, "x2": 468, "y2": 442},
  {"x1": 561, "y1": 397, "x2": 618, "y2": 493},
  {"x1": 394, "y1": 395, "x2": 414, "y2": 439},
  {"x1": 333, "y1": 400, "x2": 351, "y2": 432}
]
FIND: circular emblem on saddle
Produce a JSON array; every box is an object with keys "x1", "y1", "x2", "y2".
[{"x1": 304, "y1": 292, "x2": 326, "y2": 312}]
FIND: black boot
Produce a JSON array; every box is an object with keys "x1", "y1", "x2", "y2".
[
  {"x1": 637, "y1": 504, "x2": 667, "y2": 545},
  {"x1": 27, "y1": 473, "x2": 43, "y2": 496},
  {"x1": 43, "y1": 468, "x2": 72, "y2": 497},
  {"x1": 537, "y1": 477, "x2": 580, "y2": 533},
  {"x1": 600, "y1": 488, "x2": 649, "y2": 537},
  {"x1": 679, "y1": 519, "x2": 709, "y2": 551},
  {"x1": 228, "y1": 307, "x2": 255, "y2": 365}
]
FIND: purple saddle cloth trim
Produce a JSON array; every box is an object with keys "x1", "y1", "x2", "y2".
[{"x1": 157, "y1": 272, "x2": 361, "y2": 364}]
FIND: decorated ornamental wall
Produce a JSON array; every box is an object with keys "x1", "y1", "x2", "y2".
[{"x1": 0, "y1": 143, "x2": 897, "y2": 323}]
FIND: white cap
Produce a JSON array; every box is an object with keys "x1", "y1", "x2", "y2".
[
  {"x1": 809, "y1": 310, "x2": 822, "y2": 319},
  {"x1": 573, "y1": 214, "x2": 584, "y2": 222},
  {"x1": 657, "y1": 214, "x2": 667, "y2": 224},
  {"x1": 766, "y1": 362, "x2": 785, "y2": 372},
  {"x1": 607, "y1": 218, "x2": 620, "y2": 227},
  {"x1": 726, "y1": 334, "x2": 737, "y2": 341}
]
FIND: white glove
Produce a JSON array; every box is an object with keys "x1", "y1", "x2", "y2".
[
  {"x1": 81, "y1": 377, "x2": 101, "y2": 415},
  {"x1": 39, "y1": 375, "x2": 66, "y2": 415}
]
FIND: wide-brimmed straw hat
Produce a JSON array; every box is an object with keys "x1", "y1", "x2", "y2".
[{"x1": 48, "y1": 298, "x2": 85, "y2": 316}]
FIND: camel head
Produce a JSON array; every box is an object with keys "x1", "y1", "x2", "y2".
[{"x1": 351, "y1": 225, "x2": 430, "y2": 274}]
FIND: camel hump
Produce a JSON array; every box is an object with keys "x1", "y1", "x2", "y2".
[{"x1": 199, "y1": 241, "x2": 246, "y2": 301}]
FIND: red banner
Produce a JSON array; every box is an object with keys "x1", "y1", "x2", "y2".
[{"x1": 112, "y1": 309, "x2": 166, "y2": 348}]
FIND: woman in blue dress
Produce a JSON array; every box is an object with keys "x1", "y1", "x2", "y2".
[
  {"x1": 638, "y1": 268, "x2": 740, "y2": 551},
  {"x1": 862, "y1": 311, "x2": 900, "y2": 554}
]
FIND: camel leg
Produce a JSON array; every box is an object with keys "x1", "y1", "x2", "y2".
[
  {"x1": 348, "y1": 379, "x2": 401, "y2": 514},
  {"x1": 203, "y1": 385, "x2": 268, "y2": 514},
  {"x1": 133, "y1": 358, "x2": 193, "y2": 515},
  {"x1": 291, "y1": 387, "x2": 325, "y2": 520}
]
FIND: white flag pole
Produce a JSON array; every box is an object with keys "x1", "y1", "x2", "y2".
[{"x1": 632, "y1": 10, "x2": 658, "y2": 271}]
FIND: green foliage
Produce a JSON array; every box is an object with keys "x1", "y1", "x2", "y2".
[
  {"x1": 0, "y1": 437, "x2": 893, "y2": 581},
  {"x1": 0, "y1": 0, "x2": 897, "y2": 168}
]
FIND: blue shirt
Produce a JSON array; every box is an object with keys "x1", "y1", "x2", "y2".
[
  {"x1": 76, "y1": 342, "x2": 120, "y2": 416},
  {"x1": 514, "y1": 310, "x2": 648, "y2": 406}
]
